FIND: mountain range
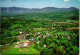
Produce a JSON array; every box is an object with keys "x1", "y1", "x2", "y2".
[{"x1": 1, "y1": 7, "x2": 78, "y2": 13}]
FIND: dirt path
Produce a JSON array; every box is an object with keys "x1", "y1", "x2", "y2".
[
  {"x1": 66, "y1": 27, "x2": 79, "y2": 30},
  {"x1": 53, "y1": 22, "x2": 70, "y2": 23},
  {"x1": 19, "y1": 49, "x2": 29, "y2": 52},
  {"x1": 53, "y1": 21, "x2": 78, "y2": 23}
]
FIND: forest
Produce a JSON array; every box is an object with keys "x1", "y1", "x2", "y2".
[{"x1": 0, "y1": 10, "x2": 79, "y2": 55}]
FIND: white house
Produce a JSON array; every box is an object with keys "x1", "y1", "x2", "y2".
[
  {"x1": 24, "y1": 42, "x2": 28, "y2": 46},
  {"x1": 44, "y1": 44, "x2": 46, "y2": 47},
  {"x1": 16, "y1": 42, "x2": 20, "y2": 45},
  {"x1": 37, "y1": 32, "x2": 40, "y2": 35},
  {"x1": 26, "y1": 34, "x2": 29, "y2": 36},
  {"x1": 46, "y1": 32, "x2": 50, "y2": 35},
  {"x1": 37, "y1": 41, "x2": 40, "y2": 44},
  {"x1": 19, "y1": 31, "x2": 22, "y2": 34}
]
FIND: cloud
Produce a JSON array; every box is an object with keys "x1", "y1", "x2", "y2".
[{"x1": 64, "y1": 0, "x2": 70, "y2": 1}]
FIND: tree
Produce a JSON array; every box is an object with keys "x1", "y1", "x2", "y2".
[
  {"x1": 40, "y1": 48, "x2": 53, "y2": 55},
  {"x1": 39, "y1": 41, "x2": 44, "y2": 47}
]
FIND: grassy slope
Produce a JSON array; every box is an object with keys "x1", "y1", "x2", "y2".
[{"x1": 0, "y1": 43, "x2": 40, "y2": 54}]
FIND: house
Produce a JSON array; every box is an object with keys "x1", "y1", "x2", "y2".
[
  {"x1": 40, "y1": 34, "x2": 43, "y2": 37},
  {"x1": 16, "y1": 42, "x2": 20, "y2": 45},
  {"x1": 37, "y1": 42, "x2": 39, "y2": 44},
  {"x1": 26, "y1": 40, "x2": 30, "y2": 45},
  {"x1": 19, "y1": 31, "x2": 22, "y2": 34},
  {"x1": 43, "y1": 35, "x2": 46, "y2": 38},
  {"x1": 17, "y1": 34, "x2": 25, "y2": 39},
  {"x1": 37, "y1": 32, "x2": 40, "y2": 35},
  {"x1": 62, "y1": 35, "x2": 64, "y2": 37},
  {"x1": 19, "y1": 41, "x2": 30, "y2": 48},
  {"x1": 46, "y1": 32, "x2": 50, "y2": 35},
  {"x1": 26, "y1": 40, "x2": 31, "y2": 45},
  {"x1": 29, "y1": 29, "x2": 31, "y2": 30},
  {"x1": 19, "y1": 41, "x2": 28, "y2": 48},
  {"x1": 44, "y1": 44, "x2": 46, "y2": 47},
  {"x1": 26, "y1": 40, "x2": 30, "y2": 43},
  {"x1": 67, "y1": 36, "x2": 70, "y2": 39},
  {"x1": 24, "y1": 42, "x2": 28, "y2": 46},
  {"x1": 34, "y1": 34, "x2": 36, "y2": 37},
  {"x1": 26, "y1": 34, "x2": 29, "y2": 36}
]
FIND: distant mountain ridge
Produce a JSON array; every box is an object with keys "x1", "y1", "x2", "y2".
[{"x1": 1, "y1": 7, "x2": 78, "y2": 13}]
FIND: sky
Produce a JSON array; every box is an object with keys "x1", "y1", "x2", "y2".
[{"x1": 1, "y1": 0, "x2": 79, "y2": 8}]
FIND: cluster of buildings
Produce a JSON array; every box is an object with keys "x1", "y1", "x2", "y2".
[{"x1": 15, "y1": 31, "x2": 51, "y2": 48}]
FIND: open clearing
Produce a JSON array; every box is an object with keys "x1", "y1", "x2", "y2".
[{"x1": 0, "y1": 43, "x2": 40, "y2": 54}]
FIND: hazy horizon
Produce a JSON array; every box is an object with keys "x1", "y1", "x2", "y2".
[
  {"x1": 1, "y1": 0, "x2": 79, "y2": 9},
  {"x1": 1, "y1": 6, "x2": 79, "y2": 9}
]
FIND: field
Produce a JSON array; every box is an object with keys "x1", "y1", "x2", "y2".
[{"x1": 0, "y1": 10, "x2": 79, "y2": 55}]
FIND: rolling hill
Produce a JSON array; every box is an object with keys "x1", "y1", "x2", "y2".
[{"x1": 1, "y1": 7, "x2": 78, "y2": 13}]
